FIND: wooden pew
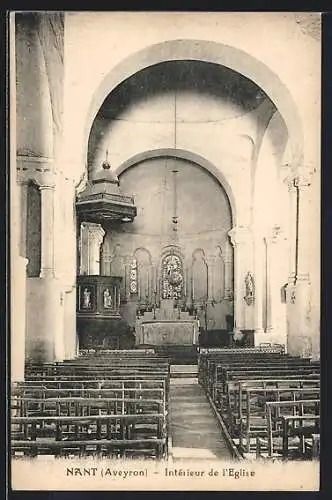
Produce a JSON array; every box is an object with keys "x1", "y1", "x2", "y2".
[
  {"x1": 225, "y1": 379, "x2": 320, "y2": 423},
  {"x1": 198, "y1": 351, "x2": 289, "y2": 388},
  {"x1": 212, "y1": 366, "x2": 320, "y2": 399},
  {"x1": 14, "y1": 353, "x2": 171, "y2": 460},
  {"x1": 11, "y1": 413, "x2": 167, "y2": 459},
  {"x1": 238, "y1": 393, "x2": 320, "y2": 453},
  {"x1": 25, "y1": 367, "x2": 170, "y2": 379},
  {"x1": 277, "y1": 415, "x2": 320, "y2": 460},
  {"x1": 12, "y1": 396, "x2": 166, "y2": 418},
  {"x1": 200, "y1": 357, "x2": 314, "y2": 392},
  {"x1": 255, "y1": 400, "x2": 320, "y2": 459},
  {"x1": 12, "y1": 386, "x2": 165, "y2": 400},
  {"x1": 12, "y1": 380, "x2": 169, "y2": 411},
  {"x1": 208, "y1": 361, "x2": 316, "y2": 396},
  {"x1": 14, "y1": 379, "x2": 168, "y2": 391},
  {"x1": 213, "y1": 373, "x2": 319, "y2": 406}
]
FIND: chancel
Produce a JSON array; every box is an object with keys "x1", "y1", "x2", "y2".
[{"x1": 10, "y1": 11, "x2": 321, "y2": 470}]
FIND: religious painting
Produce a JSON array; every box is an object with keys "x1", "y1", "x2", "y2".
[
  {"x1": 78, "y1": 285, "x2": 96, "y2": 312},
  {"x1": 161, "y1": 253, "x2": 184, "y2": 300}
]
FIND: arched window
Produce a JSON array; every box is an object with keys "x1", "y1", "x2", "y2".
[
  {"x1": 161, "y1": 253, "x2": 184, "y2": 300},
  {"x1": 129, "y1": 258, "x2": 138, "y2": 295}
]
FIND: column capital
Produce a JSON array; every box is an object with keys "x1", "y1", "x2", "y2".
[
  {"x1": 285, "y1": 165, "x2": 315, "y2": 191},
  {"x1": 16, "y1": 165, "x2": 56, "y2": 188},
  {"x1": 206, "y1": 254, "x2": 217, "y2": 265},
  {"x1": 39, "y1": 184, "x2": 56, "y2": 191},
  {"x1": 228, "y1": 226, "x2": 252, "y2": 247}
]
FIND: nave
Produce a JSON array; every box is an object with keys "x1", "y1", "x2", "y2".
[{"x1": 11, "y1": 345, "x2": 320, "y2": 462}]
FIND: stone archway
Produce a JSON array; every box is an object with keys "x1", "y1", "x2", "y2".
[
  {"x1": 113, "y1": 149, "x2": 235, "y2": 342},
  {"x1": 83, "y1": 39, "x2": 304, "y2": 170},
  {"x1": 116, "y1": 148, "x2": 236, "y2": 226}
]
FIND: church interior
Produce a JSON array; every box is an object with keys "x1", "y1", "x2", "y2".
[{"x1": 10, "y1": 12, "x2": 321, "y2": 465}]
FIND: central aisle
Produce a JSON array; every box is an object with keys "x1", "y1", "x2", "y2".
[{"x1": 168, "y1": 367, "x2": 233, "y2": 462}]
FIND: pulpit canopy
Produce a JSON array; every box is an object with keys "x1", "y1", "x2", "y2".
[{"x1": 76, "y1": 163, "x2": 137, "y2": 223}]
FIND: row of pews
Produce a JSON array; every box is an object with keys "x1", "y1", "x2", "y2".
[
  {"x1": 11, "y1": 350, "x2": 170, "y2": 460},
  {"x1": 198, "y1": 346, "x2": 320, "y2": 461}
]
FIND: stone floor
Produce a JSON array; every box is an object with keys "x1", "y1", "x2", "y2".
[{"x1": 169, "y1": 372, "x2": 233, "y2": 462}]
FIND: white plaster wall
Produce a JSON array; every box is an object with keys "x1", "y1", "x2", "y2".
[
  {"x1": 15, "y1": 17, "x2": 54, "y2": 157},
  {"x1": 62, "y1": 12, "x2": 320, "y2": 179},
  {"x1": 88, "y1": 84, "x2": 269, "y2": 228}
]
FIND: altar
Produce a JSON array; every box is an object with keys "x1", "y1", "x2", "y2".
[{"x1": 135, "y1": 299, "x2": 200, "y2": 346}]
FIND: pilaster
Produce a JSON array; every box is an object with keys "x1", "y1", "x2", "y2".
[{"x1": 228, "y1": 226, "x2": 254, "y2": 334}]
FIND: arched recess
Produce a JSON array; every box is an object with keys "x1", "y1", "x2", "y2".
[
  {"x1": 83, "y1": 39, "x2": 304, "y2": 171},
  {"x1": 192, "y1": 249, "x2": 208, "y2": 305},
  {"x1": 116, "y1": 148, "x2": 236, "y2": 226},
  {"x1": 133, "y1": 247, "x2": 153, "y2": 305}
]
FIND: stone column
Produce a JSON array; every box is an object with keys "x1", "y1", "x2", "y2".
[
  {"x1": 39, "y1": 184, "x2": 55, "y2": 278},
  {"x1": 11, "y1": 256, "x2": 29, "y2": 381},
  {"x1": 253, "y1": 236, "x2": 265, "y2": 338},
  {"x1": 223, "y1": 239, "x2": 233, "y2": 300},
  {"x1": 11, "y1": 174, "x2": 29, "y2": 379},
  {"x1": 264, "y1": 226, "x2": 288, "y2": 346},
  {"x1": 80, "y1": 222, "x2": 105, "y2": 275},
  {"x1": 286, "y1": 175, "x2": 298, "y2": 281},
  {"x1": 287, "y1": 168, "x2": 316, "y2": 357},
  {"x1": 228, "y1": 227, "x2": 253, "y2": 335}
]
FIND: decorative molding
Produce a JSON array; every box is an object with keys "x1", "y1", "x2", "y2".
[
  {"x1": 228, "y1": 226, "x2": 252, "y2": 247},
  {"x1": 16, "y1": 167, "x2": 55, "y2": 188},
  {"x1": 17, "y1": 152, "x2": 54, "y2": 163},
  {"x1": 81, "y1": 222, "x2": 105, "y2": 247},
  {"x1": 285, "y1": 165, "x2": 315, "y2": 192}
]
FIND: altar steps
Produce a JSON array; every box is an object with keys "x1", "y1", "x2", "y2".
[
  {"x1": 155, "y1": 345, "x2": 198, "y2": 365},
  {"x1": 170, "y1": 364, "x2": 198, "y2": 379}
]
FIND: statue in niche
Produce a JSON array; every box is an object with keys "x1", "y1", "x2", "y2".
[
  {"x1": 244, "y1": 272, "x2": 255, "y2": 306},
  {"x1": 103, "y1": 288, "x2": 113, "y2": 309},
  {"x1": 82, "y1": 288, "x2": 91, "y2": 309}
]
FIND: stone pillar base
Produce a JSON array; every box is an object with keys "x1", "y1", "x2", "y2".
[
  {"x1": 11, "y1": 256, "x2": 29, "y2": 382},
  {"x1": 26, "y1": 277, "x2": 62, "y2": 363},
  {"x1": 286, "y1": 277, "x2": 316, "y2": 358},
  {"x1": 254, "y1": 329, "x2": 287, "y2": 350}
]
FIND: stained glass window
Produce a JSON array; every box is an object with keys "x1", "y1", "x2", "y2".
[
  {"x1": 161, "y1": 254, "x2": 183, "y2": 299},
  {"x1": 129, "y1": 258, "x2": 137, "y2": 294}
]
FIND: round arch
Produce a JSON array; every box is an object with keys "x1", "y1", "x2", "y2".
[
  {"x1": 115, "y1": 148, "x2": 236, "y2": 226},
  {"x1": 83, "y1": 39, "x2": 304, "y2": 169}
]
